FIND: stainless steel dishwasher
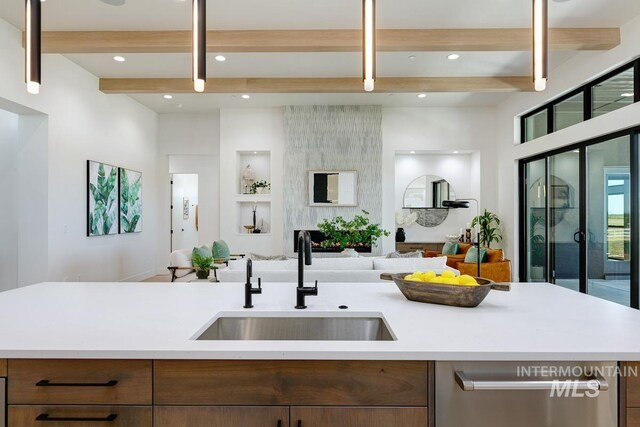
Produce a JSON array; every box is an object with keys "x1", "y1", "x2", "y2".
[{"x1": 436, "y1": 361, "x2": 617, "y2": 427}]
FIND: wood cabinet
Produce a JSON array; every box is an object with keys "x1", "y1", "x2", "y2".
[
  {"x1": 629, "y1": 408, "x2": 640, "y2": 427},
  {"x1": 154, "y1": 406, "x2": 289, "y2": 427},
  {"x1": 8, "y1": 359, "x2": 152, "y2": 405},
  {"x1": 154, "y1": 360, "x2": 428, "y2": 406},
  {"x1": 396, "y1": 242, "x2": 445, "y2": 254},
  {"x1": 290, "y1": 407, "x2": 428, "y2": 427},
  {"x1": 0, "y1": 359, "x2": 6, "y2": 377},
  {"x1": 8, "y1": 405, "x2": 152, "y2": 427}
]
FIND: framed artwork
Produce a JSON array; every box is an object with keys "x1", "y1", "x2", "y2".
[
  {"x1": 87, "y1": 160, "x2": 119, "y2": 236},
  {"x1": 183, "y1": 198, "x2": 190, "y2": 220},
  {"x1": 119, "y1": 167, "x2": 142, "y2": 233}
]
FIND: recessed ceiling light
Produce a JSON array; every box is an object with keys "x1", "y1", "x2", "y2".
[
  {"x1": 417, "y1": 93, "x2": 427, "y2": 99},
  {"x1": 410, "y1": 151, "x2": 416, "y2": 154},
  {"x1": 453, "y1": 151, "x2": 459, "y2": 154},
  {"x1": 447, "y1": 54, "x2": 460, "y2": 60},
  {"x1": 113, "y1": 55, "x2": 126, "y2": 62},
  {"x1": 621, "y1": 93, "x2": 634, "y2": 97},
  {"x1": 214, "y1": 55, "x2": 226, "y2": 62},
  {"x1": 408, "y1": 55, "x2": 416, "y2": 60},
  {"x1": 241, "y1": 94, "x2": 251, "y2": 99},
  {"x1": 163, "y1": 94, "x2": 173, "y2": 100},
  {"x1": 253, "y1": 151, "x2": 258, "y2": 154}
]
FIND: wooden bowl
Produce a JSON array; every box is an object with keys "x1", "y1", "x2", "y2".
[{"x1": 380, "y1": 273, "x2": 510, "y2": 308}]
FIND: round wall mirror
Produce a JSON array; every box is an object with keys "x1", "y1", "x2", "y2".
[{"x1": 403, "y1": 175, "x2": 456, "y2": 227}]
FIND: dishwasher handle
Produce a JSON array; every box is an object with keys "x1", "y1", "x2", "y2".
[{"x1": 454, "y1": 371, "x2": 609, "y2": 392}]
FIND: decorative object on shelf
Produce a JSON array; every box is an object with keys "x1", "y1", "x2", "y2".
[
  {"x1": 241, "y1": 165, "x2": 255, "y2": 194},
  {"x1": 251, "y1": 180, "x2": 271, "y2": 195},
  {"x1": 317, "y1": 210, "x2": 390, "y2": 252},
  {"x1": 471, "y1": 209, "x2": 503, "y2": 248},
  {"x1": 191, "y1": 246, "x2": 213, "y2": 280},
  {"x1": 251, "y1": 205, "x2": 262, "y2": 233},
  {"x1": 182, "y1": 198, "x2": 189, "y2": 220},
  {"x1": 445, "y1": 234, "x2": 460, "y2": 242},
  {"x1": 87, "y1": 160, "x2": 118, "y2": 237},
  {"x1": 119, "y1": 167, "x2": 142, "y2": 234},
  {"x1": 243, "y1": 225, "x2": 255, "y2": 234},
  {"x1": 465, "y1": 228, "x2": 472, "y2": 243},
  {"x1": 395, "y1": 211, "x2": 417, "y2": 242}
]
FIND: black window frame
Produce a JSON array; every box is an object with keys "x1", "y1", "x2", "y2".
[{"x1": 520, "y1": 58, "x2": 640, "y2": 144}]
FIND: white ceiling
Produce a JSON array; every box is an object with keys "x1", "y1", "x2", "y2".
[{"x1": 1, "y1": 0, "x2": 639, "y2": 112}]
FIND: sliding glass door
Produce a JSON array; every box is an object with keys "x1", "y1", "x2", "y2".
[
  {"x1": 520, "y1": 132, "x2": 638, "y2": 308},
  {"x1": 586, "y1": 136, "x2": 631, "y2": 305}
]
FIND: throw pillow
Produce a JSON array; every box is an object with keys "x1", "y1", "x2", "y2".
[
  {"x1": 192, "y1": 245, "x2": 212, "y2": 264},
  {"x1": 250, "y1": 253, "x2": 289, "y2": 261},
  {"x1": 442, "y1": 242, "x2": 459, "y2": 256},
  {"x1": 464, "y1": 247, "x2": 488, "y2": 264},
  {"x1": 386, "y1": 250, "x2": 423, "y2": 258},
  {"x1": 212, "y1": 240, "x2": 231, "y2": 260}
]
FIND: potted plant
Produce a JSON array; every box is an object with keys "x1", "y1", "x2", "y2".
[
  {"x1": 530, "y1": 213, "x2": 546, "y2": 280},
  {"x1": 251, "y1": 180, "x2": 271, "y2": 195},
  {"x1": 317, "y1": 210, "x2": 390, "y2": 255},
  {"x1": 395, "y1": 211, "x2": 418, "y2": 243},
  {"x1": 471, "y1": 209, "x2": 503, "y2": 248},
  {"x1": 192, "y1": 247, "x2": 214, "y2": 280}
]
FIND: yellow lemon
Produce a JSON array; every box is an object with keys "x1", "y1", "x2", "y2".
[
  {"x1": 404, "y1": 274, "x2": 415, "y2": 281},
  {"x1": 430, "y1": 276, "x2": 444, "y2": 284},
  {"x1": 423, "y1": 271, "x2": 436, "y2": 281},
  {"x1": 441, "y1": 270, "x2": 456, "y2": 279},
  {"x1": 459, "y1": 275, "x2": 478, "y2": 285}
]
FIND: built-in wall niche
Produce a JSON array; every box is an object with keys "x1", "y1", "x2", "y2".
[
  {"x1": 236, "y1": 201, "x2": 271, "y2": 235},
  {"x1": 237, "y1": 151, "x2": 271, "y2": 195}
]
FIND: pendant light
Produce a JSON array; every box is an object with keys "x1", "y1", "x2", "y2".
[
  {"x1": 25, "y1": 0, "x2": 41, "y2": 95},
  {"x1": 533, "y1": 0, "x2": 548, "y2": 92},
  {"x1": 362, "y1": 0, "x2": 376, "y2": 92},
  {"x1": 192, "y1": 0, "x2": 206, "y2": 93}
]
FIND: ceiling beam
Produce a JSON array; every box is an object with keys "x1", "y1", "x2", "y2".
[
  {"x1": 99, "y1": 77, "x2": 534, "y2": 94},
  {"x1": 37, "y1": 28, "x2": 619, "y2": 54}
]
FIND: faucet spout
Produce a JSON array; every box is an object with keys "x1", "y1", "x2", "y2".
[
  {"x1": 296, "y1": 231, "x2": 317, "y2": 309},
  {"x1": 243, "y1": 259, "x2": 261, "y2": 309}
]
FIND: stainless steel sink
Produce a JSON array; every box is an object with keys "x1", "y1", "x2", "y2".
[{"x1": 195, "y1": 314, "x2": 395, "y2": 341}]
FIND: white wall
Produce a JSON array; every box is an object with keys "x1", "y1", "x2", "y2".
[
  {"x1": 219, "y1": 108, "x2": 285, "y2": 256},
  {"x1": 395, "y1": 153, "x2": 480, "y2": 242},
  {"x1": 382, "y1": 107, "x2": 496, "y2": 253},
  {"x1": 0, "y1": 18, "x2": 161, "y2": 285},
  {"x1": 157, "y1": 112, "x2": 220, "y2": 267},
  {"x1": 495, "y1": 13, "x2": 640, "y2": 279},
  {"x1": 0, "y1": 109, "x2": 19, "y2": 291}
]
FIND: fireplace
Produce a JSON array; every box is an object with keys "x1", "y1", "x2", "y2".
[{"x1": 293, "y1": 230, "x2": 372, "y2": 253}]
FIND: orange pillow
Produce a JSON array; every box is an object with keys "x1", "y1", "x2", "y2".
[
  {"x1": 486, "y1": 249, "x2": 504, "y2": 263},
  {"x1": 457, "y1": 243, "x2": 473, "y2": 254}
]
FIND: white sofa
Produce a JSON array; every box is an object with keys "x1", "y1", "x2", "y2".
[{"x1": 217, "y1": 256, "x2": 458, "y2": 283}]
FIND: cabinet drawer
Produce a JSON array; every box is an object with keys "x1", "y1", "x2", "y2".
[
  {"x1": 629, "y1": 408, "x2": 640, "y2": 427},
  {"x1": 628, "y1": 362, "x2": 640, "y2": 407},
  {"x1": 8, "y1": 360, "x2": 152, "y2": 405},
  {"x1": 0, "y1": 359, "x2": 6, "y2": 377},
  {"x1": 154, "y1": 360, "x2": 428, "y2": 406},
  {"x1": 291, "y1": 406, "x2": 428, "y2": 427},
  {"x1": 8, "y1": 406, "x2": 152, "y2": 427},
  {"x1": 155, "y1": 406, "x2": 289, "y2": 427}
]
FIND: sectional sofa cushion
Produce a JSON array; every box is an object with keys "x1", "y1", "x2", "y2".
[
  {"x1": 212, "y1": 240, "x2": 231, "y2": 260},
  {"x1": 442, "y1": 242, "x2": 458, "y2": 255},
  {"x1": 464, "y1": 247, "x2": 488, "y2": 263},
  {"x1": 386, "y1": 250, "x2": 423, "y2": 258},
  {"x1": 228, "y1": 259, "x2": 298, "y2": 271},
  {"x1": 306, "y1": 257, "x2": 374, "y2": 271},
  {"x1": 249, "y1": 253, "x2": 289, "y2": 261},
  {"x1": 372, "y1": 256, "x2": 448, "y2": 271},
  {"x1": 169, "y1": 248, "x2": 194, "y2": 278}
]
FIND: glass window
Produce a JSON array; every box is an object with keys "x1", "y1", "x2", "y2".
[
  {"x1": 524, "y1": 109, "x2": 548, "y2": 142},
  {"x1": 525, "y1": 159, "x2": 547, "y2": 282},
  {"x1": 553, "y1": 92, "x2": 584, "y2": 131},
  {"x1": 592, "y1": 67, "x2": 635, "y2": 118}
]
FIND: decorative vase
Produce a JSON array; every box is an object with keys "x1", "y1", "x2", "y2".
[
  {"x1": 196, "y1": 269, "x2": 210, "y2": 280},
  {"x1": 256, "y1": 187, "x2": 264, "y2": 194},
  {"x1": 341, "y1": 248, "x2": 359, "y2": 258},
  {"x1": 395, "y1": 228, "x2": 406, "y2": 243}
]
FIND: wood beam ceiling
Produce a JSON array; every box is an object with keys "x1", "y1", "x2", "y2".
[
  {"x1": 99, "y1": 77, "x2": 534, "y2": 94},
  {"x1": 38, "y1": 28, "x2": 619, "y2": 54}
]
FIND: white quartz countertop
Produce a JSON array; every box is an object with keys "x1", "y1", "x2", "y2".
[{"x1": 1, "y1": 281, "x2": 640, "y2": 361}]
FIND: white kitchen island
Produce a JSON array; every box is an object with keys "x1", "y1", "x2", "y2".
[{"x1": 0, "y1": 281, "x2": 638, "y2": 361}]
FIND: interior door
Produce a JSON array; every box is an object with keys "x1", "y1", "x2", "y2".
[
  {"x1": 171, "y1": 174, "x2": 199, "y2": 251},
  {"x1": 548, "y1": 150, "x2": 582, "y2": 291}
]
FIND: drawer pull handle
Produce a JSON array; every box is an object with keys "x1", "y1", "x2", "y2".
[
  {"x1": 36, "y1": 413, "x2": 118, "y2": 422},
  {"x1": 298, "y1": 421, "x2": 302, "y2": 427},
  {"x1": 277, "y1": 421, "x2": 282, "y2": 427},
  {"x1": 36, "y1": 379, "x2": 118, "y2": 387}
]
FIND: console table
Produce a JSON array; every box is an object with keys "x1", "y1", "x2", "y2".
[{"x1": 396, "y1": 242, "x2": 446, "y2": 253}]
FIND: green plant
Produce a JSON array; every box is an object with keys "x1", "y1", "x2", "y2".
[
  {"x1": 250, "y1": 180, "x2": 271, "y2": 194},
  {"x1": 192, "y1": 248, "x2": 213, "y2": 279},
  {"x1": 317, "y1": 210, "x2": 390, "y2": 250},
  {"x1": 89, "y1": 163, "x2": 118, "y2": 235},
  {"x1": 530, "y1": 213, "x2": 546, "y2": 267},
  {"x1": 471, "y1": 209, "x2": 503, "y2": 248},
  {"x1": 120, "y1": 169, "x2": 142, "y2": 233}
]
